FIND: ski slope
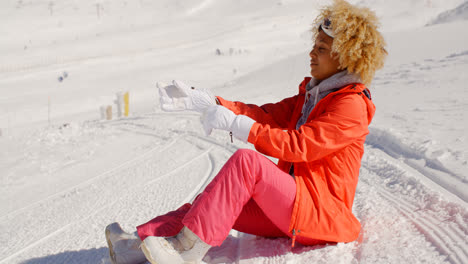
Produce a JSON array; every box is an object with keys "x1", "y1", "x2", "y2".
[{"x1": 1, "y1": 0, "x2": 467, "y2": 263}]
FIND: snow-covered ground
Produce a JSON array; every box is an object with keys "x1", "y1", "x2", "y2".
[{"x1": 1, "y1": 0, "x2": 467, "y2": 263}]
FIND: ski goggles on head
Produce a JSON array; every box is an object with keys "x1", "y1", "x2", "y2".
[{"x1": 319, "y1": 17, "x2": 335, "y2": 38}]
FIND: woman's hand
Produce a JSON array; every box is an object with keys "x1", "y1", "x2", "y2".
[
  {"x1": 158, "y1": 80, "x2": 216, "y2": 112},
  {"x1": 201, "y1": 105, "x2": 255, "y2": 143}
]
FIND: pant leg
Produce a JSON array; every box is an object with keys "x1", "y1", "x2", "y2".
[
  {"x1": 182, "y1": 149, "x2": 296, "y2": 246},
  {"x1": 137, "y1": 196, "x2": 290, "y2": 241},
  {"x1": 232, "y1": 198, "x2": 288, "y2": 238},
  {"x1": 137, "y1": 203, "x2": 192, "y2": 241}
]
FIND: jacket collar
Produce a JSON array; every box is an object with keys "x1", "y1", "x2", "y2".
[{"x1": 296, "y1": 77, "x2": 375, "y2": 128}]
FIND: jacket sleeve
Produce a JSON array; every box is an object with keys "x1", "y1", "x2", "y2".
[
  {"x1": 247, "y1": 93, "x2": 369, "y2": 162},
  {"x1": 216, "y1": 95, "x2": 299, "y2": 129}
]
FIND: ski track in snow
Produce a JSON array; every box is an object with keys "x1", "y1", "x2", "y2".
[
  {"x1": 360, "y1": 145, "x2": 468, "y2": 264},
  {"x1": 378, "y1": 187, "x2": 468, "y2": 264},
  {"x1": 366, "y1": 126, "x2": 468, "y2": 202}
]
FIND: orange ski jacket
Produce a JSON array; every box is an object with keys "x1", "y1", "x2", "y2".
[{"x1": 217, "y1": 77, "x2": 376, "y2": 245}]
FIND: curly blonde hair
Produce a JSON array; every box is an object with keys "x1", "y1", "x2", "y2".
[{"x1": 313, "y1": 0, "x2": 387, "y2": 85}]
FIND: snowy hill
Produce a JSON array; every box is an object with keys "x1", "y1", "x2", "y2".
[
  {"x1": 428, "y1": 1, "x2": 468, "y2": 25},
  {"x1": 1, "y1": 0, "x2": 467, "y2": 263}
]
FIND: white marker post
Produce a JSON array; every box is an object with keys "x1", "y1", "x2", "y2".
[
  {"x1": 115, "y1": 92, "x2": 123, "y2": 118},
  {"x1": 48, "y1": 96, "x2": 51, "y2": 126},
  {"x1": 100, "y1": 106, "x2": 106, "y2": 120}
]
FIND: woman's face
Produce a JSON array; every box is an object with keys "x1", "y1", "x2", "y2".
[{"x1": 309, "y1": 30, "x2": 341, "y2": 81}]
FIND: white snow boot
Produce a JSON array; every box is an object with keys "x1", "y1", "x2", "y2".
[
  {"x1": 105, "y1": 222, "x2": 146, "y2": 264},
  {"x1": 140, "y1": 226, "x2": 211, "y2": 264}
]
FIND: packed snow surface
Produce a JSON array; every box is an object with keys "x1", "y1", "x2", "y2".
[{"x1": 1, "y1": 0, "x2": 467, "y2": 263}]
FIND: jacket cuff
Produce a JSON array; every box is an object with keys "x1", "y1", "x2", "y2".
[{"x1": 215, "y1": 96, "x2": 228, "y2": 106}]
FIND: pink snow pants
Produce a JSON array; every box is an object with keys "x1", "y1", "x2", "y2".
[{"x1": 137, "y1": 149, "x2": 296, "y2": 246}]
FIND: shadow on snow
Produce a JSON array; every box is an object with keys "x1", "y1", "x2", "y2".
[
  {"x1": 20, "y1": 247, "x2": 110, "y2": 264},
  {"x1": 19, "y1": 235, "x2": 323, "y2": 264}
]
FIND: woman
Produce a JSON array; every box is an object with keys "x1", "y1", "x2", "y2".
[{"x1": 105, "y1": 0, "x2": 387, "y2": 263}]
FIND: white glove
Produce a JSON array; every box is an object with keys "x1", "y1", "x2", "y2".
[
  {"x1": 201, "y1": 105, "x2": 255, "y2": 143},
  {"x1": 158, "y1": 80, "x2": 216, "y2": 113}
]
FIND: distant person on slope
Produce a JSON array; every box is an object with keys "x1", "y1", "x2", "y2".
[{"x1": 104, "y1": 0, "x2": 387, "y2": 263}]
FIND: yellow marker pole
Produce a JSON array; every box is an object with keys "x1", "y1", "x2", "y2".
[
  {"x1": 106, "y1": 105, "x2": 112, "y2": 120},
  {"x1": 124, "y1": 92, "x2": 129, "y2": 117}
]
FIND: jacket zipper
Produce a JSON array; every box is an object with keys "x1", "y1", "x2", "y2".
[
  {"x1": 288, "y1": 163, "x2": 294, "y2": 176},
  {"x1": 292, "y1": 229, "x2": 300, "y2": 248}
]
